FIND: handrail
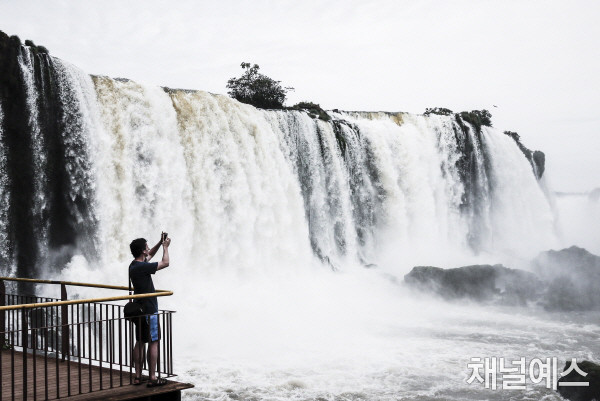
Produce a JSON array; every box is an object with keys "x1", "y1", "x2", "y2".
[
  {"x1": 0, "y1": 291, "x2": 173, "y2": 311},
  {"x1": 0, "y1": 276, "x2": 173, "y2": 311},
  {"x1": 0, "y1": 276, "x2": 168, "y2": 291}
]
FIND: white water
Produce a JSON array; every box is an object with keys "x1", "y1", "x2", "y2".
[
  {"x1": 48, "y1": 57, "x2": 99, "y2": 232},
  {"x1": 17, "y1": 49, "x2": 49, "y2": 253},
  {"x1": 28, "y1": 63, "x2": 594, "y2": 400},
  {"x1": 12, "y1": 49, "x2": 99, "y2": 266},
  {"x1": 481, "y1": 126, "x2": 557, "y2": 258},
  {"x1": 0, "y1": 102, "x2": 9, "y2": 270}
]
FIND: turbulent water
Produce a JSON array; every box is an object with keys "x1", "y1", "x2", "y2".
[{"x1": 1, "y1": 42, "x2": 598, "y2": 400}]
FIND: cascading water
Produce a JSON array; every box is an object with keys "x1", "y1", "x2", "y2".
[
  {"x1": 0, "y1": 36, "x2": 97, "y2": 280},
  {"x1": 84, "y1": 86, "x2": 557, "y2": 275},
  {"x1": 0, "y1": 35, "x2": 557, "y2": 277},
  {"x1": 2, "y1": 33, "x2": 596, "y2": 401},
  {"x1": 0, "y1": 102, "x2": 9, "y2": 272}
]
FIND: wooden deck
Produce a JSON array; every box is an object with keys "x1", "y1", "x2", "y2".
[{"x1": 0, "y1": 349, "x2": 193, "y2": 400}]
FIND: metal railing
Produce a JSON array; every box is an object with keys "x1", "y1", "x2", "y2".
[{"x1": 0, "y1": 277, "x2": 175, "y2": 400}]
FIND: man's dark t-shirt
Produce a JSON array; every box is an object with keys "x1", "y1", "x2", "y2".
[{"x1": 129, "y1": 261, "x2": 158, "y2": 314}]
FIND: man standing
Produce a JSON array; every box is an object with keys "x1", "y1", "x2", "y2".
[{"x1": 129, "y1": 233, "x2": 170, "y2": 387}]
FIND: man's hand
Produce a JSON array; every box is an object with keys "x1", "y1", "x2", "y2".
[{"x1": 157, "y1": 236, "x2": 170, "y2": 270}]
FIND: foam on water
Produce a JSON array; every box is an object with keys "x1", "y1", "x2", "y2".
[{"x1": 170, "y1": 271, "x2": 600, "y2": 400}]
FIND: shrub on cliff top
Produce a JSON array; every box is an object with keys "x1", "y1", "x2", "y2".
[
  {"x1": 24, "y1": 39, "x2": 49, "y2": 54},
  {"x1": 504, "y1": 130, "x2": 520, "y2": 141},
  {"x1": 226, "y1": 62, "x2": 293, "y2": 109},
  {"x1": 458, "y1": 109, "x2": 492, "y2": 131},
  {"x1": 424, "y1": 107, "x2": 453, "y2": 116},
  {"x1": 291, "y1": 101, "x2": 331, "y2": 122}
]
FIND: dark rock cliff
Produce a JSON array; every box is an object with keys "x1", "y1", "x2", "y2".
[
  {"x1": 0, "y1": 31, "x2": 96, "y2": 284},
  {"x1": 504, "y1": 130, "x2": 545, "y2": 179}
]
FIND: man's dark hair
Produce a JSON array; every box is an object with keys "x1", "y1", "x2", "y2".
[{"x1": 130, "y1": 238, "x2": 147, "y2": 258}]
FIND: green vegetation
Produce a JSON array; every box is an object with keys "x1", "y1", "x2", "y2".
[
  {"x1": 424, "y1": 108, "x2": 492, "y2": 132},
  {"x1": 226, "y1": 62, "x2": 331, "y2": 121},
  {"x1": 291, "y1": 101, "x2": 331, "y2": 122},
  {"x1": 226, "y1": 62, "x2": 293, "y2": 109},
  {"x1": 503, "y1": 130, "x2": 520, "y2": 141},
  {"x1": 24, "y1": 39, "x2": 49, "y2": 54},
  {"x1": 424, "y1": 107, "x2": 453, "y2": 116},
  {"x1": 458, "y1": 110, "x2": 492, "y2": 130}
]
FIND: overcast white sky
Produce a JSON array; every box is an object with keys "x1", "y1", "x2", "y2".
[{"x1": 1, "y1": 0, "x2": 598, "y2": 192}]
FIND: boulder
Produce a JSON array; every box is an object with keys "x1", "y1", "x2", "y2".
[
  {"x1": 404, "y1": 264, "x2": 541, "y2": 304},
  {"x1": 557, "y1": 360, "x2": 600, "y2": 401},
  {"x1": 404, "y1": 247, "x2": 600, "y2": 310}
]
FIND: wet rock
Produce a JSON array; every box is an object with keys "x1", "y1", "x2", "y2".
[
  {"x1": 532, "y1": 150, "x2": 545, "y2": 178},
  {"x1": 405, "y1": 265, "x2": 496, "y2": 300},
  {"x1": 404, "y1": 264, "x2": 541, "y2": 304},
  {"x1": 503, "y1": 130, "x2": 545, "y2": 179},
  {"x1": 532, "y1": 246, "x2": 600, "y2": 311},
  {"x1": 557, "y1": 360, "x2": 600, "y2": 401},
  {"x1": 405, "y1": 247, "x2": 600, "y2": 311}
]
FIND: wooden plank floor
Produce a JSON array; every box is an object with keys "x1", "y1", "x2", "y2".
[{"x1": 0, "y1": 350, "x2": 193, "y2": 400}]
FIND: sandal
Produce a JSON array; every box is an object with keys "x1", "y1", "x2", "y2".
[
  {"x1": 133, "y1": 376, "x2": 149, "y2": 385},
  {"x1": 147, "y1": 377, "x2": 168, "y2": 387}
]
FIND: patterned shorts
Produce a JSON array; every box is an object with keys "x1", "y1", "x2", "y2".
[{"x1": 134, "y1": 313, "x2": 161, "y2": 343}]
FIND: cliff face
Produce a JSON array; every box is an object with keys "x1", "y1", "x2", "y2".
[
  {"x1": 0, "y1": 31, "x2": 42, "y2": 280},
  {"x1": 504, "y1": 130, "x2": 545, "y2": 179},
  {"x1": 0, "y1": 31, "x2": 96, "y2": 282}
]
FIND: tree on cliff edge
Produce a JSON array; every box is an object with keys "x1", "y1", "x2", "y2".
[{"x1": 226, "y1": 62, "x2": 293, "y2": 109}]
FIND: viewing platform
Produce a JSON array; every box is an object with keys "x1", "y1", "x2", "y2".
[{"x1": 0, "y1": 277, "x2": 193, "y2": 400}]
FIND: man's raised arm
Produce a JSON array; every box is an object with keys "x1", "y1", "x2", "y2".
[
  {"x1": 157, "y1": 238, "x2": 170, "y2": 270},
  {"x1": 146, "y1": 232, "x2": 165, "y2": 261}
]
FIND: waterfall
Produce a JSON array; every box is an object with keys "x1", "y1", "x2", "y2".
[
  {"x1": 90, "y1": 80, "x2": 314, "y2": 275},
  {"x1": 0, "y1": 102, "x2": 10, "y2": 273},
  {"x1": 0, "y1": 37, "x2": 558, "y2": 280},
  {"x1": 1, "y1": 34, "x2": 580, "y2": 401},
  {"x1": 85, "y1": 82, "x2": 556, "y2": 273},
  {"x1": 0, "y1": 38, "x2": 97, "y2": 279}
]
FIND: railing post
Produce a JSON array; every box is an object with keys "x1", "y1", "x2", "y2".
[
  {"x1": 21, "y1": 309, "x2": 28, "y2": 401},
  {"x1": 0, "y1": 279, "x2": 5, "y2": 346},
  {"x1": 61, "y1": 284, "x2": 69, "y2": 361}
]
